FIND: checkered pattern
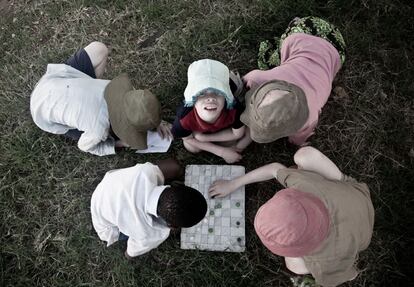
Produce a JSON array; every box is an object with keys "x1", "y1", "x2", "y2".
[{"x1": 181, "y1": 165, "x2": 246, "y2": 252}]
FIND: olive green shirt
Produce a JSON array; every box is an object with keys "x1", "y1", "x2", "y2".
[{"x1": 276, "y1": 169, "x2": 375, "y2": 287}]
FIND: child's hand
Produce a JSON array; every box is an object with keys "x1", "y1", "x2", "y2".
[
  {"x1": 115, "y1": 140, "x2": 129, "y2": 148},
  {"x1": 157, "y1": 120, "x2": 173, "y2": 140},
  {"x1": 221, "y1": 147, "x2": 242, "y2": 163},
  {"x1": 208, "y1": 179, "x2": 238, "y2": 198}
]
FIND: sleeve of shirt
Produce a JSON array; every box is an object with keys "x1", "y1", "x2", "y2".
[
  {"x1": 141, "y1": 162, "x2": 165, "y2": 185},
  {"x1": 77, "y1": 131, "x2": 116, "y2": 156},
  {"x1": 94, "y1": 225, "x2": 120, "y2": 247},
  {"x1": 126, "y1": 233, "x2": 169, "y2": 257},
  {"x1": 90, "y1": 185, "x2": 120, "y2": 246},
  {"x1": 276, "y1": 168, "x2": 296, "y2": 188},
  {"x1": 231, "y1": 100, "x2": 245, "y2": 130},
  {"x1": 305, "y1": 258, "x2": 359, "y2": 287},
  {"x1": 171, "y1": 104, "x2": 192, "y2": 138},
  {"x1": 288, "y1": 119, "x2": 318, "y2": 146},
  {"x1": 276, "y1": 168, "x2": 322, "y2": 192},
  {"x1": 242, "y1": 69, "x2": 262, "y2": 89}
]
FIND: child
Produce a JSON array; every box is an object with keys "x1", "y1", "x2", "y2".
[
  {"x1": 241, "y1": 17, "x2": 346, "y2": 145},
  {"x1": 209, "y1": 147, "x2": 374, "y2": 287},
  {"x1": 30, "y1": 41, "x2": 172, "y2": 156},
  {"x1": 91, "y1": 159, "x2": 207, "y2": 258},
  {"x1": 171, "y1": 59, "x2": 251, "y2": 163}
]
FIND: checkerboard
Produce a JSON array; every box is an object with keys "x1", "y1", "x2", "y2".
[{"x1": 180, "y1": 165, "x2": 245, "y2": 252}]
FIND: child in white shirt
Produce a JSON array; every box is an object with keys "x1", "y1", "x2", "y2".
[{"x1": 91, "y1": 159, "x2": 207, "y2": 258}]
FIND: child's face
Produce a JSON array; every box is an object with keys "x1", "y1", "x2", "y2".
[{"x1": 194, "y1": 92, "x2": 225, "y2": 123}]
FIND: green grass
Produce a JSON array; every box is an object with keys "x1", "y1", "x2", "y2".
[{"x1": 1, "y1": 0, "x2": 413, "y2": 286}]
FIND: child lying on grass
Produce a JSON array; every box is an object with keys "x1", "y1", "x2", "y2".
[
  {"x1": 209, "y1": 147, "x2": 374, "y2": 287},
  {"x1": 30, "y1": 41, "x2": 172, "y2": 156},
  {"x1": 241, "y1": 17, "x2": 346, "y2": 146}
]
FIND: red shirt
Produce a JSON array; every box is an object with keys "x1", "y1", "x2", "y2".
[{"x1": 172, "y1": 99, "x2": 244, "y2": 138}]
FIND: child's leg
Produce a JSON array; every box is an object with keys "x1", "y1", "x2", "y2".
[
  {"x1": 280, "y1": 16, "x2": 346, "y2": 65},
  {"x1": 118, "y1": 232, "x2": 129, "y2": 241},
  {"x1": 293, "y1": 146, "x2": 343, "y2": 181},
  {"x1": 183, "y1": 139, "x2": 201, "y2": 153},
  {"x1": 235, "y1": 127, "x2": 252, "y2": 151},
  {"x1": 64, "y1": 42, "x2": 107, "y2": 79},
  {"x1": 62, "y1": 42, "x2": 109, "y2": 140},
  {"x1": 84, "y1": 41, "x2": 109, "y2": 79},
  {"x1": 64, "y1": 129, "x2": 83, "y2": 141}
]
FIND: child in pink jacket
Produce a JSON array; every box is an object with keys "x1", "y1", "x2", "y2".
[{"x1": 241, "y1": 17, "x2": 346, "y2": 145}]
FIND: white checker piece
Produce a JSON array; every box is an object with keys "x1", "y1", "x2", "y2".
[{"x1": 181, "y1": 165, "x2": 245, "y2": 252}]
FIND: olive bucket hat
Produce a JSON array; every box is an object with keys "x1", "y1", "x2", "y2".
[
  {"x1": 104, "y1": 74, "x2": 161, "y2": 149},
  {"x1": 240, "y1": 80, "x2": 309, "y2": 143}
]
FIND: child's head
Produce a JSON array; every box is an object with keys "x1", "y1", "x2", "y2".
[
  {"x1": 105, "y1": 74, "x2": 161, "y2": 149},
  {"x1": 254, "y1": 188, "x2": 330, "y2": 257},
  {"x1": 157, "y1": 184, "x2": 207, "y2": 228},
  {"x1": 240, "y1": 80, "x2": 309, "y2": 143},
  {"x1": 184, "y1": 59, "x2": 235, "y2": 123}
]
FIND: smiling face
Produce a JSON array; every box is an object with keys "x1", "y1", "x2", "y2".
[{"x1": 194, "y1": 91, "x2": 226, "y2": 123}]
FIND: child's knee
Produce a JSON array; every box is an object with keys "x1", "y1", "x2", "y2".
[
  {"x1": 293, "y1": 146, "x2": 321, "y2": 167},
  {"x1": 88, "y1": 41, "x2": 108, "y2": 54},
  {"x1": 85, "y1": 41, "x2": 109, "y2": 62}
]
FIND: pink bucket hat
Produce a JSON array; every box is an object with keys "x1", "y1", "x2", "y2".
[{"x1": 254, "y1": 188, "x2": 330, "y2": 257}]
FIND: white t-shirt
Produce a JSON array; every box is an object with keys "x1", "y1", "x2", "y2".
[
  {"x1": 30, "y1": 64, "x2": 115, "y2": 156},
  {"x1": 91, "y1": 163, "x2": 171, "y2": 257}
]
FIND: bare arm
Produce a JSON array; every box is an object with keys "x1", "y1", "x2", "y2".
[
  {"x1": 156, "y1": 120, "x2": 173, "y2": 140},
  {"x1": 194, "y1": 126, "x2": 245, "y2": 142},
  {"x1": 155, "y1": 158, "x2": 183, "y2": 181},
  {"x1": 183, "y1": 137, "x2": 242, "y2": 163},
  {"x1": 208, "y1": 162, "x2": 286, "y2": 198}
]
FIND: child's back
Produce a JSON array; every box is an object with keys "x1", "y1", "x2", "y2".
[
  {"x1": 91, "y1": 162, "x2": 207, "y2": 257},
  {"x1": 243, "y1": 33, "x2": 342, "y2": 145}
]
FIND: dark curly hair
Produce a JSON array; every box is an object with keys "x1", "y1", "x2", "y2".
[{"x1": 157, "y1": 184, "x2": 207, "y2": 228}]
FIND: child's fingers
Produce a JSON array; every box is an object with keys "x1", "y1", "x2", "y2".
[
  {"x1": 165, "y1": 128, "x2": 173, "y2": 140},
  {"x1": 209, "y1": 190, "x2": 223, "y2": 198},
  {"x1": 157, "y1": 127, "x2": 165, "y2": 139},
  {"x1": 208, "y1": 186, "x2": 216, "y2": 194},
  {"x1": 209, "y1": 190, "x2": 217, "y2": 198},
  {"x1": 209, "y1": 187, "x2": 222, "y2": 197}
]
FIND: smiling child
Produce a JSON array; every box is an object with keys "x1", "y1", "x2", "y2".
[{"x1": 171, "y1": 59, "x2": 251, "y2": 163}]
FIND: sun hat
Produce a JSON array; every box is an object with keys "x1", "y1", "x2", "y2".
[
  {"x1": 240, "y1": 80, "x2": 309, "y2": 143},
  {"x1": 254, "y1": 188, "x2": 330, "y2": 257},
  {"x1": 104, "y1": 74, "x2": 161, "y2": 149},
  {"x1": 184, "y1": 59, "x2": 235, "y2": 109}
]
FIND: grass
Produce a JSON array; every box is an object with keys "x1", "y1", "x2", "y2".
[{"x1": 1, "y1": 0, "x2": 413, "y2": 286}]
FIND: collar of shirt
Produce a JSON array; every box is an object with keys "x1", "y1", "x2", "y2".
[
  {"x1": 181, "y1": 107, "x2": 237, "y2": 133},
  {"x1": 146, "y1": 185, "x2": 168, "y2": 217}
]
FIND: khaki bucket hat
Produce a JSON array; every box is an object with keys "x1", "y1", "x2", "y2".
[
  {"x1": 104, "y1": 74, "x2": 161, "y2": 149},
  {"x1": 240, "y1": 80, "x2": 309, "y2": 143}
]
